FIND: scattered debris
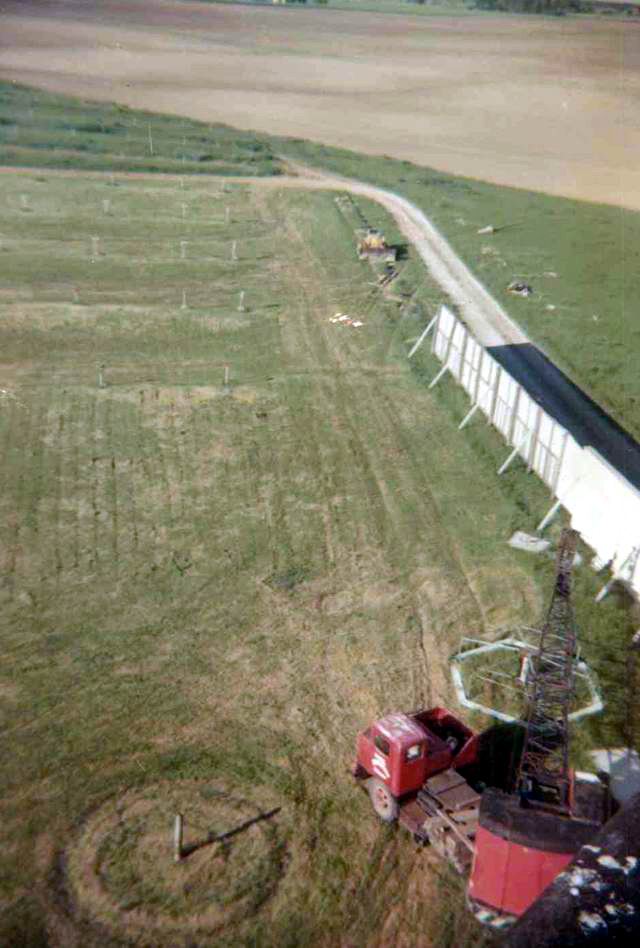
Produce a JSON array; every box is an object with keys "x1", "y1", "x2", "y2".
[
  {"x1": 592, "y1": 314, "x2": 600, "y2": 322},
  {"x1": 509, "y1": 531, "x2": 551, "y2": 554},
  {"x1": 544, "y1": 271, "x2": 559, "y2": 278},
  {"x1": 378, "y1": 266, "x2": 398, "y2": 287},
  {"x1": 578, "y1": 911, "x2": 607, "y2": 932},
  {"x1": 477, "y1": 225, "x2": 496, "y2": 235},
  {"x1": 546, "y1": 304, "x2": 556, "y2": 311},
  {"x1": 329, "y1": 313, "x2": 364, "y2": 328},
  {"x1": 507, "y1": 280, "x2": 533, "y2": 297},
  {"x1": 563, "y1": 867, "x2": 600, "y2": 889},
  {"x1": 605, "y1": 902, "x2": 635, "y2": 917},
  {"x1": 597, "y1": 855, "x2": 624, "y2": 871}
]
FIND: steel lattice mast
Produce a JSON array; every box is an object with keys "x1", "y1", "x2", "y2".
[{"x1": 517, "y1": 528, "x2": 580, "y2": 813}]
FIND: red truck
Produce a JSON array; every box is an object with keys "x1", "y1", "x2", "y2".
[{"x1": 353, "y1": 706, "x2": 482, "y2": 874}]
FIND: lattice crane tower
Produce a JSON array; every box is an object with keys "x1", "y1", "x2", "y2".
[{"x1": 516, "y1": 527, "x2": 579, "y2": 813}]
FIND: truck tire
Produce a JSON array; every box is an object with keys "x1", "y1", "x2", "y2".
[{"x1": 367, "y1": 778, "x2": 399, "y2": 823}]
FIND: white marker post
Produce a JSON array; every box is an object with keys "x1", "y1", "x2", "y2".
[
  {"x1": 20, "y1": 194, "x2": 29, "y2": 211},
  {"x1": 238, "y1": 290, "x2": 245, "y2": 313},
  {"x1": 181, "y1": 289, "x2": 188, "y2": 310},
  {"x1": 181, "y1": 203, "x2": 187, "y2": 219},
  {"x1": 231, "y1": 240, "x2": 237, "y2": 262},
  {"x1": 91, "y1": 236, "x2": 100, "y2": 261},
  {"x1": 148, "y1": 123, "x2": 154, "y2": 156},
  {"x1": 180, "y1": 240, "x2": 188, "y2": 260},
  {"x1": 173, "y1": 814, "x2": 183, "y2": 863},
  {"x1": 102, "y1": 198, "x2": 110, "y2": 215},
  {"x1": 225, "y1": 206, "x2": 230, "y2": 225}
]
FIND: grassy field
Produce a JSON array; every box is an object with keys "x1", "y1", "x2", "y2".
[
  {"x1": 276, "y1": 138, "x2": 640, "y2": 444},
  {"x1": 0, "y1": 82, "x2": 283, "y2": 178},
  {"x1": 176, "y1": 0, "x2": 625, "y2": 18},
  {"x1": 3, "y1": 80, "x2": 640, "y2": 444},
  {"x1": 1, "y1": 89, "x2": 638, "y2": 946}
]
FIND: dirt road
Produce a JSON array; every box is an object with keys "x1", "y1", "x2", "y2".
[
  {"x1": 286, "y1": 164, "x2": 527, "y2": 346},
  {"x1": 1, "y1": 0, "x2": 639, "y2": 210}
]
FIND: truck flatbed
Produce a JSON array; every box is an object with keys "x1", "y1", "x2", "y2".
[{"x1": 396, "y1": 768, "x2": 481, "y2": 873}]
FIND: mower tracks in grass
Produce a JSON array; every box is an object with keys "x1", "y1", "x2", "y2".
[{"x1": 278, "y1": 189, "x2": 482, "y2": 711}]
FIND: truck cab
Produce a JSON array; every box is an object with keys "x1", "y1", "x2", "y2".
[{"x1": 355, "y1": 707, "x2": 478, "y2": 800}]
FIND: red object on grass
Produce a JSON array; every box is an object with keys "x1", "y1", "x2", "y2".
[{"x1": 355, "y1": 707, "x2": 478, "y2": 798}]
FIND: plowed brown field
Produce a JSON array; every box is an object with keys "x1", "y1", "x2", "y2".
[{"x1": 1, "y1": 0, "x2": 639, "y2": 209}]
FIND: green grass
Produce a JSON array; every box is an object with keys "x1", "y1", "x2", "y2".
[
  {"x1": 2, "y1": 80, "x2": 640, "y2": 441},
  {"x1": 176, "y1": 0, "x2": 620, "y2": 18},
  {"x1": 0, "y1": 163, "x2": 565, "y2": 948},
  {"x1": 1, "y1": 167, "x2": 636, "y2": 948},
  {"x1": 274, "y1": 138, "x2": 640, "y2": 443},
  {"x1": 0, "y1": 83, "x2": 638, "y2": 945},
  {"x1": 0, "y1": 81, "x2": 283, "y2": 177}
]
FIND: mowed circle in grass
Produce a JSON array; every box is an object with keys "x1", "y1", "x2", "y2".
[{"x1": 65, "y1": 782, "x2": 285, "y2": 940}]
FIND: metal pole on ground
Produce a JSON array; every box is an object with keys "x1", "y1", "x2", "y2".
[
  {"x1": 536, "y1": 498, "x2": 562, "y2": 533},
  {"x1": 408, "y1": 314, "x2": 438, "y2": 359}
]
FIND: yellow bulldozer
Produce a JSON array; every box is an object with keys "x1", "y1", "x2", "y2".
[{"x1": 357, "y1": 228, "x2": 397, "y2": 263}]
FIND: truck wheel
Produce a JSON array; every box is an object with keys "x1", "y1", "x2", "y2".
[{"x1": 367, "y1": 778, "x2": 398, "y2": 823}]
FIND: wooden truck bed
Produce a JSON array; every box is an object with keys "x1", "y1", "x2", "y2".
[{"x1": 398, "y1": 768, "x2": 481, "y2": 874}]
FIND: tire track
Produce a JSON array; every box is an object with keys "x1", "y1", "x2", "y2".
[{"x1": 279, "y1": 191, "x2": 484, "y2": 709}]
